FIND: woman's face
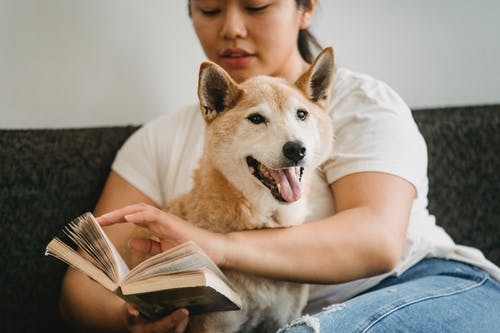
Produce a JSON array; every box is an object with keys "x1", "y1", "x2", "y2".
[{"x1": 190, "y1": 0, "x2": 313, "y2": 83}]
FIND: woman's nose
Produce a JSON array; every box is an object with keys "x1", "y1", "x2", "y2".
[{"x1": 220, "y1": 6, "x2": 247, "y2": 40}]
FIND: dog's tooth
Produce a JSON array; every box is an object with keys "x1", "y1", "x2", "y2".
[
  {"x1": 277, "y1": 183, "x2": 281, "y2": 194},
  {"x1": 260, "y1": 165, "x2": 270, "y2": 178},
  {"x1": 259, "y1": 164, "x2": 267, "y2": 173}
]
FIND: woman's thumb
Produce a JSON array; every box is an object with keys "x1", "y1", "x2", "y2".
[{"x1": 128, "y1": 237, "x2": 162, "y2": 255}]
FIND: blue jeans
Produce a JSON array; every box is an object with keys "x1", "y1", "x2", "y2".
[{"x1": 278, "y1": 258, "x2": 500, "y2": 333}]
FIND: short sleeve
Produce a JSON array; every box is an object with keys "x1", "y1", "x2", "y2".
[
  {"x1": 112, "y1": 121, "x2": 164, "y2": 205},
  {"x1": 111, "y1": 105, "x2": 205, "y2": 206},
  {"x1": 323, "y1": 70, "x2": 428, "y2": 197}
]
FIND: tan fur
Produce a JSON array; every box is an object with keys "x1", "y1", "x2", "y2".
[
  {"x1": 150, "y1": 48, "x2": 335, "y2": 332},
  {"x1": 167, "y1": 158, "x2": 257, "y2": 232}
]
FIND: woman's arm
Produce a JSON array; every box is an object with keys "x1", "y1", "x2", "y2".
[
  {"x1": 59, "y1": 171, "x2": 189, "y2": 332},
  {"x1": 222, "y1": 171, "x2": 415, "y2": 283},
  {"x1": 99, "y1": 171, "x2": 415, "y2": 285}
]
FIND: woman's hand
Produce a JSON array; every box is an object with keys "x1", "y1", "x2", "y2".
[
  {"x1": 96, "y1": 203, "x2": 225, "y2": 264},
  {"x1": 124, "y1": 304, "x2": 189, "y2": 333}
]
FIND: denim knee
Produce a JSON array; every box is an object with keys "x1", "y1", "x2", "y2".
[
  {"x1": 276, "y1": 304, "x2": 344, "y2": 333},
  {"x1": 277, "y1": 259, "x2": 500, "y2": 333}
]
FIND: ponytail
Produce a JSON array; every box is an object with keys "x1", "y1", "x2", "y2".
[
  {"x1": 296, "y1": 0, "x2": 322, "y2": 63},
  {"x1": 298, "y1": 28, "x2": 322, "y2": 64}
]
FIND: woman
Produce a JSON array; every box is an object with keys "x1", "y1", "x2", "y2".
[{"x1": 60, "y1": 1, "x2": 500, "y2": 332}]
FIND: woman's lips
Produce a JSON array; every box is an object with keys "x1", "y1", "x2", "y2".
[{"x1": 220, "y1": 48, "x2": 254, "y2": 68}]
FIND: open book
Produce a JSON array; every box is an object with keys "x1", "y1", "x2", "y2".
[{"x1": 45, "y1": 212, "x2": 242, "y2": 320}]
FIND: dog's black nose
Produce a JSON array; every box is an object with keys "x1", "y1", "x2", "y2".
[{"x1": 283, "y1": 141, "x2": 306, "y2": 164}]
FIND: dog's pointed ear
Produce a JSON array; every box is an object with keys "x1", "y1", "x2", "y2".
[
  {"x1": 198, "y1": 61, "x2": 242, "y2": 123},
  {"x1": 295, "y1": 47, "x2": 334, "y2": 109}
]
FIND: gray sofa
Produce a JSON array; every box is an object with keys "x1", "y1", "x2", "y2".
[{"x1": 0, "y1": 105, "x2": 499, "y2": 332}]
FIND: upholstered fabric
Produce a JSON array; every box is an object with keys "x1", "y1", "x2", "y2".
[
  {"x1": 412, "y1": 105, "x2": 500, "y2": 262},
  {"x1": 0, "y1": 105, "x2": 498, "y2": 332},
  {"x1": 0, "y1": 126, "x2": 138, "y2": 332}
]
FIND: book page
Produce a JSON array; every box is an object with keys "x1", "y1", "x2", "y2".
[
  {"x1": 124, "y1": 252, "x2": 216, "y2": 283},
  {"x1": 122, "y1": 269, "x2": 208, "y2": 294},
  {"x1": 90, "y1": 214, "x2": 130, "y2": 280},
  {"x1": 61, "y1": 212, "x2": 130, "y2": 282},
  {"x1": 45, "y1": 238, "x2": 117, "y2": 291},
  {"x1": 124, "y1": 241, "x2": 230, "y2": 285},
  {"x1": 121, "y1": 268, "x2": 241, "y2": 307}
]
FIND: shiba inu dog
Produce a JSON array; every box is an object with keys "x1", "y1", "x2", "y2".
[{"x1": 166, "y1": 47, "x2": 335, "y2": 332}]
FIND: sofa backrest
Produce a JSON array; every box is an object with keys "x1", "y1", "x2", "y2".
[
  {"x1": 0, "y1": 126, "x2": 138, "y2": 332},
  {"x1": 0, "y1": 105, "x2": 498, "y2": 332},
  {"x1": 412, "y1": 105, "x2": 500, "y2": 262}
]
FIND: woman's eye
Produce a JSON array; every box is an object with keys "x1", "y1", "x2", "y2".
[
  {"x1": 200, "y1": 8, "x2": 221, "y2": 16},
  {"x1": 247, "y1": 113, "x2": 266, "y2": 124},
  {"x1": 245, "y1": 5, "x2": 270, "y2": 13},
  {"x1": 296, "y1": 109, "x2": 308, "y2": 121}
]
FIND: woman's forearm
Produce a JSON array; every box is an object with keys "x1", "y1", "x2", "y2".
[
  {"x1": 221, "y1": 207, "x2": 407, "y2": 284},
  {"x1": 217, "y1": 172, "x2": 415, "y2": 284},
  {"x1": 60, "y1": 268, "x2": 127, "y2": 333},
  {"x1": 58, "y1": 171, "x2": 159, "y2": 331}
]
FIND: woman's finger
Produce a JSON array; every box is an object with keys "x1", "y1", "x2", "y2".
[
  {"x1": 175, "y1": 315, "x2": 190, "y2": 333},
  {"x1": 124, "y1": 209, "x2": 160, "y2": 224},
  {"x1": 123, "y1": 210, "x2": 191, "y2": 235},
  {"x1": 96, "y1": 203, "x2": 156, "y2": 226},
  {"x1": 143, "y1": 308, "x2": 189, "y2": 332},
  {"x1": 126, "y1": 303, "x2": 140, "y2": 318}
]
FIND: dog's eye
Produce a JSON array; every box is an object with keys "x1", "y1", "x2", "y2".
[
  {"x1": 296, "y1": 109, "x2": 308, "y2": 121},
  {"x1": 247, "y1": 113, "x2": 266, "y2": 125}
]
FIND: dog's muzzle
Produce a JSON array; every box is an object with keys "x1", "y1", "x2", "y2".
[{"x1": 246, "y1": 156, "x2": 304, "y2": 203}]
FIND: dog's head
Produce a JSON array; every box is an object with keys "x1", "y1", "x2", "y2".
[{"x1": 197, "y1": 48, "x2": 334, "y2": 204}]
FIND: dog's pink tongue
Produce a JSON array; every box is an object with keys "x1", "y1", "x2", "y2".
[{"x1": 269, "y1": 168, "x2": 302, "y2": 202}]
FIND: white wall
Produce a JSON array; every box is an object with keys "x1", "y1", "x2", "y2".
[
  {"x1": 315, "y1": 1, "x2": 500, "y2": 109},
  {"x1": 1, "y1": 0, "x2": 499, "y2": 128}
]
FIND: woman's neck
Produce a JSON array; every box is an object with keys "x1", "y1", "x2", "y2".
[{"x1": 274, "y1": 52, "x2": 311, "y2": 83}]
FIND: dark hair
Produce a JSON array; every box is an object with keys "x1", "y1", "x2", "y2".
[
  {"x1": 187, "y1": 0, "x2": 322, "y2": 63},
  {"x1": 296, "y1": 0, "x2": 322, "y2": 63}
]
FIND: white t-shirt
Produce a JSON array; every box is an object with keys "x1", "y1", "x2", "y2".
[{"x1": 112, "y1": 67, "x2": 500, "y2": 311}]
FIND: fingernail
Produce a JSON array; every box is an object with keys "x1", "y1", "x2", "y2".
[
  {"x1": 175, "y1": 308, "x2": 189, "y2": 321},
  {"x1": 128, "y1": 306, "x2": 140, "y2": 317}
]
